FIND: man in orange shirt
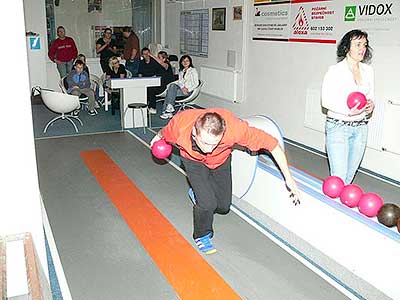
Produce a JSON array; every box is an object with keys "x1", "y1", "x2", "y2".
[{"x1": 151, "y1": 108, "x2": 300, "y2": 254}]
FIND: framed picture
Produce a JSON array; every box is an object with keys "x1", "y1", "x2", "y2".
[
  {"x1": 88, "y1": 0, "x2": 102, "y2": 13},
  {"x1": 212, "y1": 8, "x2": 226, "y2": 31},
  {"x1": 233, "y1": 6, "x2": 242, "y2": 21}
]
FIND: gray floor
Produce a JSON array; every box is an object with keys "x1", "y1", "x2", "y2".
[{"x1": 35, "y1": 132, "x2": 353, "y2": 300}]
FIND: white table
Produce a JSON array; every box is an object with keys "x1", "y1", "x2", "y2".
[{"x1": 106, "y1": 77, "x2": 161, "y2": 129}]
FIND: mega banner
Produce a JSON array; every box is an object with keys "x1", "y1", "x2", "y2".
[{"x1": 253, "y1": 0, "x2": 400, "y2": 46}]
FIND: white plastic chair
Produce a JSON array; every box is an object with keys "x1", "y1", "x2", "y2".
[
  {"x1": 156, "y1": 80, "x2": 203, "y2": 111},
  {"x1": 41, "y1": 90, "x2": 83, "y2": 133}
]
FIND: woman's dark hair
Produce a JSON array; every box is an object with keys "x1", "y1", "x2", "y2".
[
  {"x1": 179, "y1": 55, "x2": 194, "y2": 71},
  {"x1": 337, "y1": 29, "x2": 372, "y2": 63}
]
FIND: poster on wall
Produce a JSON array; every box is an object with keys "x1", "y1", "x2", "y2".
[
  {"x1": 338, "y1": 0, "x2": 400, "y2": 47},
  {"x1": 212, "y1": 8, "x2": 226, "y2": 31},
  {"x1": 253, "y1": 1, "x2": 290, "y2": 41},
  {"x1": 289, "y1": 0, "x2": 337, "y2": 44},
  {"x1": 88, "y1": 0, "x2": 102, "y2": 13}
]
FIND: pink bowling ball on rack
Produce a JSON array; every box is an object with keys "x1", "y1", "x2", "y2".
[
  {"x1": 340, "y1": 184, "x2": 363, "y2": 208},
  {"x1": 151, "y1": 139, "x2": 172, "y2": 159},
  {"x1": 322, "y1": 176, "x2": 345, "y2": 198},
  {"x1": 358, "y1": 193, "x2": 384, "y2": 217},
  {"x1": 347, "y1": 92, "x2": 367, "y2": 110}
]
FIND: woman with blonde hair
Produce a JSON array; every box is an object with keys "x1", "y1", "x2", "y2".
[{"x1": 105, "y1": 56, "x2": 127, "y2": 114}]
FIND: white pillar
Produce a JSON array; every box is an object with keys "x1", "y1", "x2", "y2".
[{"x1": 0, "y1": 0, "x2": 49, "y2": 284}]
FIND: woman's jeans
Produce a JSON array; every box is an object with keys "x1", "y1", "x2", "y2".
[
  {"x1": 162, "y1": 83, "x2": 192, "y2": 112},
  {"x1": 325, "y1": 120, "x2": 368, "y2": 184}
]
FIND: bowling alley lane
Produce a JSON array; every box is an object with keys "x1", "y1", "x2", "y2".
[{"x1": 35, "y1": 132, "x2": 351, "y2": 300}]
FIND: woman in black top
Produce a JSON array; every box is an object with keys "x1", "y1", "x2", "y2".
[
  {"x1": 105, "y1": 56, "x2": 127, "y2": 79},
  {"x1": 105, "y1": 56, "x2": 127, "y2": 114},
  {"x1": 96, "y1": 28, "x2": 117, "y2": 73}
]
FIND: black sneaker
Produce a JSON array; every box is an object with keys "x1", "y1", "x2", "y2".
[
  {"x1": 72, "y1": 110, "x2": 80, "y2": 116},
  {"x1": 88, "y1": 110, "x2": 96, "y2": 116}
]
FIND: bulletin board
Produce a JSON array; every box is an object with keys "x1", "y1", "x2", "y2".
[{"x1": 180, "y1": 9, "x2": 209, "y2": 57}]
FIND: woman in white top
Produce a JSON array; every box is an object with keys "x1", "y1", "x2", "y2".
[
  {"x1": 160, "y1": 55, "x2": 199, "y2": 119},
  {"x1": 322, "y1": 29, "x2": 375, "y2": 184}
]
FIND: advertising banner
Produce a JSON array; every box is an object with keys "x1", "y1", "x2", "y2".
[
  {"x1": 289, "y1": 0, "x2": 337, "y2": 44},
  {"x1": 339, "y1": 0, "x2": 400, "y2": 46},
  {"x1": 253, "y1": 1, "x2": 291, "y2": 41}
]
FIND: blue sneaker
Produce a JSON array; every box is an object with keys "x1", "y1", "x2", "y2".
[
  {"x1": 188, "y1": 188, "x2": 196, "y2": 205},
  {"x1": 195, "y1": 233, "x2": 217, "y2": 254}
]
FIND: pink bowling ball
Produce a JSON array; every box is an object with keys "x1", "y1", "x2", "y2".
[
  {"x1": 358, "y1": 193, "x2": 384, "y2": 217},
  {"x1": 322, "y1": 176, "x2": 345, "y2": 198},
  {"x1": 347, "y1": 92, "x2": 367, "y2": 109},
  {"x1": 151, "y1": 139, "x2": 172, "y2": 159},
  {"x1": 340, "y1": 184, "x2": 363, "y2": 208}
]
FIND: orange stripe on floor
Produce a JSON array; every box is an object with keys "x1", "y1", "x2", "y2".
[{"x1": 81, "y1": 149, "x2": 241, "y2": 300}]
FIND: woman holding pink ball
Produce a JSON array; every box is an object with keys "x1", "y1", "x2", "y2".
[{"x1": 322, "y1": 29, "x2": 376, "y2": 184}]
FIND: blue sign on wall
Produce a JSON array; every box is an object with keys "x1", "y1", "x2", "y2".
[{"x1": 30, "y1": 37, "x2": 40, "y2": 50}]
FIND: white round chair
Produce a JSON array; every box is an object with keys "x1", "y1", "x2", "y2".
[{"x1": 41, "y1": 90, "x2": 83, "y2": 133}]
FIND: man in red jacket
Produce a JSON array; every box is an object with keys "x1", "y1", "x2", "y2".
[
  {"x1": 48, "y1": 26, "x2": 78, "y2": 78},
  {"x1": 151, "y1": 108, "x2": 300, "y2": 254}
]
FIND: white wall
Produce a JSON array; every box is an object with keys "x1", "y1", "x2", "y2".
[
  {"x1": 23, "y1": 0, "x2": 48, "y2": 89},
  {"x1": 54, "y1": 0, "x2": 132, "y2": 58},
  {"x1": 165, "y1": 0, "x2": 400, "y2": 183},
  {"x1": 164, "y1": 1, "x2": 183, "y2": 54},
  {"x1": 0, "y1": 0, "x2": 48, "y2": 283}
]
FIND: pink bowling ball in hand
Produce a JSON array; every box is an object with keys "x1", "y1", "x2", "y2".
[
  {"x1": 322, "y1": 176, "x2": 345, "y2": 198},
  {"x1": 340, "y1": 184, "x2": 363, "y2": 208},
  {"x1": 151, "y1": 139, "x2": 172, "y2": 159},
  {"x1": 358, "y1": 193, "x2": 384, "y2": 217},
  {"x1": 347, "y1": 92, "x2": 367, "y2": 109}
]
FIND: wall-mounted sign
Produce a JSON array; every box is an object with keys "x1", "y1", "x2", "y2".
[{"x1": 29, "y1": 37, "x2": 40, "y2": 50}]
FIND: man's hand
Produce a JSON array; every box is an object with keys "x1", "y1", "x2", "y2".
[
  {"x1": 365, "y1": 99, "x2": 375, "y2": 114},
  {"x1": 150, "y1": 133, "x2": 162, "y2": 147},
  {"x1": 270, "y1": 145, "x2": 301, "y2": 206},
  {"x1": 285, "y1": 176, "x2": 300, "y2": 206}
]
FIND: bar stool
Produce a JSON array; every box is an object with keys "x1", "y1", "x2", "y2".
[{"x1": 124, "y1": 103, "x2": 151, "y2": 134}]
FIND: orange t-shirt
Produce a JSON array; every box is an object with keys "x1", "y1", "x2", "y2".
[{"x1": 161, "y1": 108, "x2": 278, "y2": 169}]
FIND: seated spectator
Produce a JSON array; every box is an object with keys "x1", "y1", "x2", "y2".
[
  {"x1": 138, "y1": 47, "x2": 162, "y2": 77},
  {"x1": 146, "y1": 51, "x2": 175, "y2": 114},
  {"x1": 75, "y1": 53, "x2": 101, "y2": 107},
  {"x1": 105, "y1": 56, "x2": 127, "y2": 115},
  {"x1": 66, "y1": 60, "x2": 96, "y2": 116},
  {"x1": 152, "y1": 51, "x2": 175, "y2": 87},
  {"x1": 105, "y1": 56, "x2": 127, "y2": 79},
  {"x1": 160, "y1": 55, "x2": 199, "y2": 119},
  {"x1": 76, "y1": 53, "x2": 90, "y2": 78}
]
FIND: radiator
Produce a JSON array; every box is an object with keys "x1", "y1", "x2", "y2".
[
  {"x1": 382, "y1": 100, "x2": 400, "y2": 155},
  {"x1": 200, "y1": 66, "x2": 240, "y2": 102}
]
